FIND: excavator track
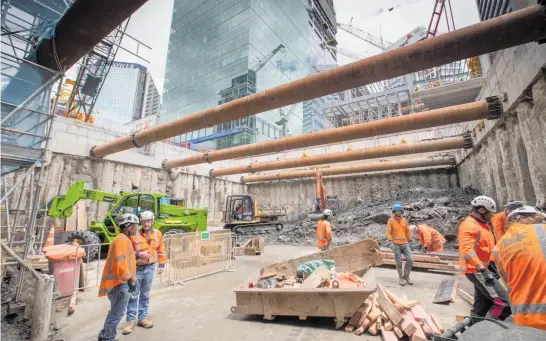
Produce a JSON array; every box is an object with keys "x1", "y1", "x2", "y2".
[{"x1": 226, "y1": 222, "x2": 283, "y2": 235}]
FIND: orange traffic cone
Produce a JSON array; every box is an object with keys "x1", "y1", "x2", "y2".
[{"x1": 43, "y1": 225, "x2": 55, "y2": 248}]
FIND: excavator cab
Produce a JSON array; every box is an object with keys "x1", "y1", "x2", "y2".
[{"x1": 224, "y1": 195, "x2": 255, "y2": 224}]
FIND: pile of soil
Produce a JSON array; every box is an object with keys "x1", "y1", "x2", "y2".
[
  {"x1": 1, "y1": 270, "x2": 34, "y2": 341},
  {"x1": 263, "y1": 186, "x2": 479, "y2": 250}
]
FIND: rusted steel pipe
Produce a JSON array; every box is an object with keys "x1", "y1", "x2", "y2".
[
  {"x1": 164, "y1": 98, "x2": 498, "y2": 169},
  {"x1": 241, "y1": 157, "x2": 454, "y2": 183},
  {"x1": 210, "y1": 135, "x2": 472, "y2": 176},
  {"x1": 90, "y1": 4, "x2": 546, "y2": 158}
]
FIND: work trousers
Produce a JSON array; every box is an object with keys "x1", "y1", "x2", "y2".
[
  {"x1": 466, "y1": 273, "x2": 511, "y2": 320},
  {"x1": 126, "y1": 263, "x2": 155, "y2": 322},
  {"x1": 393, "y1": 243, "x2": 413, "y2": 277},
  {"x1": 99, "y1": 283, "x2": 131, "y2": 341}
]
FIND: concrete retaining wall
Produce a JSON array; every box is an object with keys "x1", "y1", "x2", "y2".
[
  {"x1": 248, "y1": 168, "x2": 458, "y2": 221},
  {"x1": 456, "y1": 38, "x2": 546, "y2": 208}
]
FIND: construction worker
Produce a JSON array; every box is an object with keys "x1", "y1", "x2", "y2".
[
  {"x1": 409, "y1": 224, "x2": 446, "y2": 252},
  {"x1": 123, "y1": 210, "x2": 167, "y2": 334},
  {"x1": 458, "y1": 195, "x2": 511, "y2": 320},
  {"x1": 316, "y1": 209, "x2": 332, "y2": 251},
  {"x1": 491, "y1": 200, "x2": 524, "y2": 241},
  {"x1": 387, "y1": 204, "x2": 413, "y2": 286},
  {"x1": 98, "y1": 213, "x2": 138, "y2": 341},
  {"x1": 491, "y1": 206, "x2": 546, "y2": 330}
]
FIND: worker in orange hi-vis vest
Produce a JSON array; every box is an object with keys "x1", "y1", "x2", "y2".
[
  {"x1": 458, "y1": 195, "x2": 511, "y2": 320},
  {"x1": 491, "y1": 200, "x2": 524, "y2": 241},
  {"x1": 98, "y1": 213, "x2": 138, "y2": 341},
  {"x1": 491, "y1": 206, "x2": 546, "y2": 331},
  {"x1": 387, "y1": 204, "x2": 413, "y2": 286},
  {"x1": 123, "y1": 211, "x2": 167, "y2": 334},
  {"x1": 316, "y1": 209, "x2": 333, "y2": 251},
  {"x1": 409, "y1": 224, "x2": 446, "y2": 252}
]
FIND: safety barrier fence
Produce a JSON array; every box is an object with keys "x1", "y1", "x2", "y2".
[{"x1": 67, "y1": 230, "x2": 236, "y2": 294}]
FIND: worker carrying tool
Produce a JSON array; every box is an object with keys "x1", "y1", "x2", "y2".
[
  {"x1": 409, "y1": 224, "x2": 446, "y2": 252},
  {"x1": 387, "y1": 204, "x2": 414, "y2": 286},
  {"x1": 123, "y1": 211, "x2": 167, "y2": 334},
  {"x1": 316, "y1": 209, "x2": 333, "y2": 251},
  {"x1": 458, "y1": 195, "x2": 511, "y2": 320},
  {"x1": 491, "y1": 200, "x2": 525, "y2": 241},
  {"x1": 491, "y1": 205, "x2": 546, "y2": 331},
  {"x1": 97, "y1": 213, "x2": 138, "y2": 341}
]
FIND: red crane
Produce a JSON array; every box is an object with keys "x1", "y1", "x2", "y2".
[{"x1": 426, "y1": 0, "x2": 455, "y2": 38}]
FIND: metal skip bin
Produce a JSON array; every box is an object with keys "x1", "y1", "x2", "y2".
[{"x1": 231, "y1": 239, "x2": 383, "y2": 322}]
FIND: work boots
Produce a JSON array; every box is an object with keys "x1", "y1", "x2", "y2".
[
  {"x1": 396, "y1": 266, "x2": 406, "y2": 286},
  {"x1": 403, "y1": 267, "x2": 414, "y2": 285},
  {"x1": 138, "y1": 319, "x2": 154, "y2": 328},
  {"x1": 122, "y1": 322, "x2": 136, "y2": 335}
]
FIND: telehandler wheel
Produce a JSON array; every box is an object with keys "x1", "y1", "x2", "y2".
[
  {"x1": 65, "y1": 230, "x2": 101, "y2": 262},
  {"x1": 276, "y1": 223, "x2": 283, "y2": 231}
]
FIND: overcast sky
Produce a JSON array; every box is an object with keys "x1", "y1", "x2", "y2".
[{"x1": 116, "y1": 0, "x2": 481, "y2": 94}]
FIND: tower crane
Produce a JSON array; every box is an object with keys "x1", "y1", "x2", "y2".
[
  {"x1": 275, "y1": 103, "x2": 298, "y2": 137},
  {"x1": 250, "y1": 44, "x2": 286, "y2": 73},
  {"x1": 337, "y1": 22, "x2": 392, "y2": 51},
  {"x1": 320, "y1": 43, "x2": 366, "y2": 61}
]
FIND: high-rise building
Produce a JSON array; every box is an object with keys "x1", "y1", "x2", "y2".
[
  {"x1": 476, "y1": 0, "x2": 520, "y2": 21},
  {"x1": 93, "y1": 61, "x2": 160, "y2": 132},
  {"x1": 302, "y1": 64, "x2": 336, "y2": 133},
  {"x1": 143, "y1": 74, "x2": 161, "y2": 117},
  {"x1": 163, "y1": 0, "x2": 337, "y2": 149}
]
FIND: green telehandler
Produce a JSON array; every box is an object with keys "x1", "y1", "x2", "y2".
[{"x1": 46, "y1": 181, "x2": 208, "y2": 261}]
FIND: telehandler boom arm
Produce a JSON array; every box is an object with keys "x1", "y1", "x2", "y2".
[{"x1": 47, "y1": 181, "x2": 119, "y2": 218}]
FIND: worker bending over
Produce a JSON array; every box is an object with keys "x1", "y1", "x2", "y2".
[
  {"x1": 387, "y1": 204, "x2": 413, "y2": 286},
  {"x1": 491, "y1": 200, "x2": 524, "y2": 240},
  {"x1": 491, "y1": 206, "x2": 546, "y2": 330},
  {"x1": 123, "y1": 211, "x2": 167, "y2": 334},
  {"x1": 458, "y1": 195, "x2": 511, "y2": 320},
  {"x1": 316, "y1": 209, "x2": 333, "y2": 251},
  {"x1": 410, "y1": 224, "x2": 446, "y2": 252},
  {"x1": 98, "y1": 213, "x2": 138, "y2": 341}
]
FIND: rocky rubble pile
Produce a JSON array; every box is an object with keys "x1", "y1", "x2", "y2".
[{"x1": 264, "y1": 186, "x2": 479, "y2": 250}]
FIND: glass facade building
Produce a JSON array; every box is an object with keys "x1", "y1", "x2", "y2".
[
  {"x1": 93, "y1": 61, "x2": 148, "y2": 132},
  {"x1": 163, "y1": 0, "x2": 337, "y2": 149}
]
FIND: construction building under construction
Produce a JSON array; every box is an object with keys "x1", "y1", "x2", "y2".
[{"x1": 1, "y1": 0, "x2": 546, "y2": 340}]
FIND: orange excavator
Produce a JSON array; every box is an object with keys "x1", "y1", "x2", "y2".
[{"x1": 308, "y1": 169, "x2": 341, "y2": 221}]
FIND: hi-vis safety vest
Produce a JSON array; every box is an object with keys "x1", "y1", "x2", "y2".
[
  {"x1": 417, "y1": 224, "x2": 446, "y2": 252},
  {"x1": 316, "y1": 219, "x2": 332, "y2": 249},
  {"x1": 131, "y1": 228, "x2": 167, "y2": 266},
  {"x1": 458, "y1": 215, "x2": 495, "y2": 275},
  {"x1": 98, "y1": 234, "x2": 136, "y2": 297},
  {"x1": 387, "y1": 217, "x2": 411, "y2": 245},
  {"x1": 491, "y1": 212, "x2": 508, "y2": 241},
  {"x1": 492, "y1": 223, "x2": 546, "y2": 330}
]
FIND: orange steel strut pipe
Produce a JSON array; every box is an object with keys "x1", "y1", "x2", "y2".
[
  {"x1": 209, "y1": 135, "x2": 472, "y2": 176},
  {"x1": 90, "y1": 4, "x2": 546, "y2": 158},
  {"x1": 164, "y1": 98, "x2": 498, "y2": 169},
  {"x1": 241, "y1": 157, "x2": 454, "y2": 183}
]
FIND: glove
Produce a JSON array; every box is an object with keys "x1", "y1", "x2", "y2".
[
  {"x1": 421, "y1": 246, "x2": 428, "y2": 253},
  {"x1": 157, "y1": 266, "x2": 164, "y2": 275},
  {"x1": 128, "y1": 278, "x2": 137, "y2": 293},
  {"x1": 388, "y1": 242, "x2": 395, "y2": 250},
  {"x1": 479, "y1": 268, "x2": 496, "y2": 285}
]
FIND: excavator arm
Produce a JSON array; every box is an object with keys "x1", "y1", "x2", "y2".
[
  {"x1": 47, "y1": 180, "x2": 120, "y2": 218},
  {"x1": 315, "y1": 169, "x2": 326, "y2": 211}
]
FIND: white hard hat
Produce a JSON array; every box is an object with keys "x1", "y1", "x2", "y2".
[
  {"x1": 140, "y1": 211, "x2": 155, "y2": 221},
  {"x1": 507, "y1": 205, "x2": 546, "y2": 220},
  {"x1": 471, "y1": 195, "x2": 496, "y2": 212},
  {"x1": 409, "y1": 225, "x2": 417, "y2": 232},
  {"x1": 323, "y1": 209, "x2": 333, "y2": 216},
  {"x1": 115, "y1": 213, "x2": 139, "y2": 228}
]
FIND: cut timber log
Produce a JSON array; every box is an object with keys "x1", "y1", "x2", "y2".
[
  {"x1": 261, "y1": 239, "x2": 383, "y2": 276},
  {"x1": 430, "y1": 313, "x2": 445, "y2": 333},
  {"x1": 300, "y1": 267, "x2": 329, "y2": 288},
  {"x1": 385, "y1": 289, "x2": 409, "y2": 308},
  {"x1": 410, "y1": 305, "x2": 428, "y2": 321},
  {"x1": 457, "y1": 288, "x2": 474, "y2": 305},
  {"x1": 411, "y1": 321, "x2": 427, "y2": 341},
  {"x1": 381, "y1": 258, "x2": 458, "y2": 272},
  {"x1": 376, "y1": 284, "x2": 404, "y2": 326},
  {"x1": 381, "y1": 327, "x2": 398, "y2": 341},
  {"x1": 393, "y1": 326, "x2": 403, "y2": 338},
  {"x1": 380, "y1": 251, "x2": 443, "y2": 263},
  {"x1": 433, "y1": 278, "x2": 459, "y2": 304}
]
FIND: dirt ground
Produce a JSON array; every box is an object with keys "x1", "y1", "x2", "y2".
[{"x1": 55, "y1": 244, "x2": 472, "y2": 341}]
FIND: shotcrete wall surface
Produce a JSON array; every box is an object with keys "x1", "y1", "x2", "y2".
[
  {"x1": 248, "y1": 168, "x2": 458, "y2": 221},
  {"x1": 456, "y1": 40, "x2": 546, "y2": 208}
]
